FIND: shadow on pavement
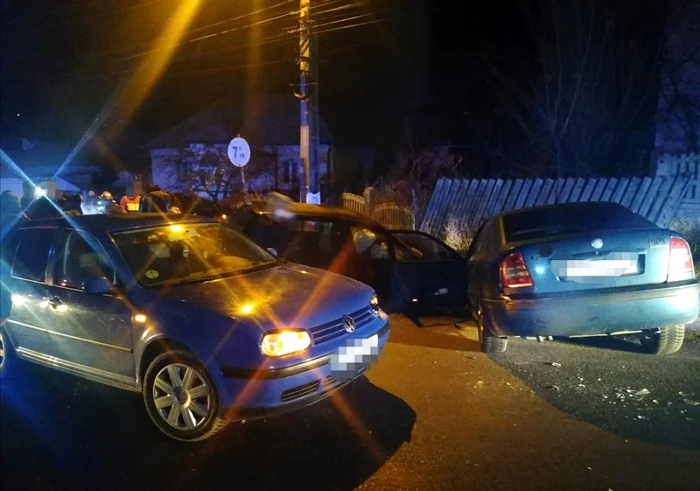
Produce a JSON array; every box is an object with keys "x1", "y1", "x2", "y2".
[
  {"x1": 1, "y1": 362, "x2": 416, "y2": 491},
  {"x1": 556, "y1": 335, "x2": 648, "y2": 353},
  {"x1": 390, "y1": 315, "x2": 480, "y2": 352}
]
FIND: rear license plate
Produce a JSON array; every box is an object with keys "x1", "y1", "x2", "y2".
[
  {"x1": 552, "y1": 252, "x2": 640, "y2": 277},
  {"x1": 330, "y1": 334, "x2": 379, "y2": 382}
]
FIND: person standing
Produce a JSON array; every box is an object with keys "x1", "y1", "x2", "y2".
[{"x1": 120, "y1": 187, "x2": 142, "y2": 213}]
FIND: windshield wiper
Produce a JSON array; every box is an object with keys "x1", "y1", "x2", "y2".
[{"x1": 164, "y1": 262, "x2": 279, "y2": 287}]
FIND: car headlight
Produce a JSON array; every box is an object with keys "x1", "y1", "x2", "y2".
[
  {"x1": 370, "y1": 294, "x2": 380, "y2": 314},
  {"x1": 261, "y1": 330, "x2": 311, "y2": 357}
]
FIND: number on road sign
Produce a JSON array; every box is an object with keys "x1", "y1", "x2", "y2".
[{"x1": 228, "y1": 137, "x2": 251, "y2": 167}]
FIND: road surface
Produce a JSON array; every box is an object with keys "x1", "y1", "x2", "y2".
[{"x1": 1, "y1": 315, "x2": 699, "y2": 491}]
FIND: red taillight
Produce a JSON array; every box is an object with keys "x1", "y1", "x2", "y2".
[
  {"x1": 500, "y1": 252, "x2": 534, "y2": 288},
  {"x1": 669, "y1": 237, "x2": 693, "y2": 274}
]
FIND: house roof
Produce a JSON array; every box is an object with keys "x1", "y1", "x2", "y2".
[
  {"x1": 148, "y1": 95, "x2": 334, "y2": 149},
  {"x1": 0, "y1": 139, "x2": 99, "y2": 182}
]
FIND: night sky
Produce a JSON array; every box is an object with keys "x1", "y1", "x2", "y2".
[{"x1": 0, "y1": 0, "x2": 672, "y2": 176}]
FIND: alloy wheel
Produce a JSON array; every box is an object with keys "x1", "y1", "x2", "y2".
[{"x1": 152, "y1": 363, "x2": 212, "y2": 431}]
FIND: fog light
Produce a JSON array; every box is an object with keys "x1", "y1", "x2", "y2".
[{"x1": 261, "y1": 330, "x2": 311, "y2": 357}]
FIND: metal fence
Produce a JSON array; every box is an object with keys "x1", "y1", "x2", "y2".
[
  {"x1": 421, "y1": 175, "x2": 692, "y2": 236},
  {"x1": 341, "y1": 192, "x2": 415, "y2": 230},
  {"x1": 341, "y1": 192, "x2": 366, "y2": 214}
]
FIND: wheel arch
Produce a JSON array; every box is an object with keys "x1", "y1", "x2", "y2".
[{"x1": 137, "y1": 336, "x2": 192, "y2": 385}]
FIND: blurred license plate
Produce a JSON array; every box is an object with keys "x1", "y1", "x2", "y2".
[
  {"x1": 552, "y1": 253, "x2": 639, "y2": 277},
  {"x1": 330, "y1": 334, "x2": 379, "y2": 382}
]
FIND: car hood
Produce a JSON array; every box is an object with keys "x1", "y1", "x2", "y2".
[{"x1": 161, "y1": 263, "x2": 373, "y2": 330}]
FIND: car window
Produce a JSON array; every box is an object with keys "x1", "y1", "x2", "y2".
[
  {"x1": 111, "y1": 223, "x2": 276, "y2": 287},
  {"x1": 350, "y1": 227, "x2": 395, "y2": 260},
  {"x1": 503, "y1": 203, "x2": 655, "y2": 242},
  {"x1": 11, "y1": 228, "x2": 56, "y2": 282},
  {"x1": 392, "y1": 232, "x2": 453, "y2": 261},
  {"x1": 56, "y1": 231, "x2": 115, "y2": 289}
]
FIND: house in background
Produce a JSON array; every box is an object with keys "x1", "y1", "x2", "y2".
[
  {"x1": 148, "y1": 95, "x2": 339, "y2": 201},
  {"x1": 653, "y1": 0, "x2": 700, "y2": 224},
  {"x1": 0, "y1": 137, "x2": 99, "y2": 198}
]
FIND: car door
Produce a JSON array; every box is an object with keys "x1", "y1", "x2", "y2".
[
  {"x1": 44, "y1": 229, "x2": 135, "y2": 380},
  {"x1": 3, "y1": 227, "x2": 58, "y2": 357},
  {"x1": 388, "y1": 230, "x2": 467, "y2": 309}
]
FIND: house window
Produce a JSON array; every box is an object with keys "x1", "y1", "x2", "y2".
[{"x1": 283, "y1": 160, "x2": 299, "y2": 184}]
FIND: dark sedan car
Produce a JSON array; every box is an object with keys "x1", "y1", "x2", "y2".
[
  {"x1": 0, "y1": 214, "x2": 389, "y2": 441},
  {"x1": 228, "y1": 197, "x2": 466, "y2": 313},
  {"x1": 467, "y1": 202, "x2": 699, "y2": 353}
]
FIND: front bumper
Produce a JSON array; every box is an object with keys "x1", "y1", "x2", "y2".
[
  {"x1": 483, "y1": 281, "x2": 700, "y2": 338},
  {"x1": 218, "y1": 321, "x2": 390, "y2": 421}
]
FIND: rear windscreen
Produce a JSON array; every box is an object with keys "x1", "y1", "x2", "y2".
[{"x1": 503, "y1": 204, "x2": 655, "y2": 242}]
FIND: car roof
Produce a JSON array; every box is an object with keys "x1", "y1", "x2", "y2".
[
  {"x1": 245, "y1": 199, "x2": 385, "y2": 229},
  {"x1": 19, "y1": 213, "x2": 218, "y2": 234},
  {"x1": 497, "y1": 200, "x2": 629, "y2": 218}
]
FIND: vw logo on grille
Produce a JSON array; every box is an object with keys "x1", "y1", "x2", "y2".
[
  {"x1": 343, "y1": 315, "x2": 356, "y2": 333},
  {"x1": 591, "y1": 238, "x2": 604, "y2": 249}
]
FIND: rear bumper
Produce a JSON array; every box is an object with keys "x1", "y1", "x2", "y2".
[
  {"x1": 483, "y1": 281, "x2": 700, "y2": 337},
  {"x1": 218, "y1": 321, "x2": 390, "y2": 421}
]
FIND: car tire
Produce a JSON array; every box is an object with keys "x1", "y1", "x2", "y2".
[
  {"x1": 143, "y1": 350, "x2": 227, "y2": 442},
  {"x1": 640, "y1": 325, "x2": 685, "y2": 355},
  {"x1": 476, "y1": 303, "x2": 508, "y2": 353},
  {"x1": 0, "y1": 322, "x2": 19, "y2": 383}
]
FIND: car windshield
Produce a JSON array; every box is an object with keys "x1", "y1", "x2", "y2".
[{"x1": 111, "y1": 223, "x2": 276, "y2": 287}]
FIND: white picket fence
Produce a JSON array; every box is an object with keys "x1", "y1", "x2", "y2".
[{"x1": 341, "y1": 192, "x2": 415, "y2": 230}]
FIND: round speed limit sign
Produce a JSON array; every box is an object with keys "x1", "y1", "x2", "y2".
[{"x1": 227, "y1": 137, "x2": 251, "y2": 168}]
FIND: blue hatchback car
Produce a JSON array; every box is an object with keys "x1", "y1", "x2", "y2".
[{"x1": 0, "y1": 214, "x2": 390, "y2": 441}]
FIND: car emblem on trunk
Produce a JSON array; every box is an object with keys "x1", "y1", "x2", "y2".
[
  {"x1": 591, "y1": 238, "x2": 604, "y2": 249},
  {"x1": 343, "y1": 315, "x2": 356, "y2": 333}
]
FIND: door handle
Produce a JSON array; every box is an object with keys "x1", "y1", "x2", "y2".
[{"x1": 48, "y1": 296, "x2": 63, "y2": 309}]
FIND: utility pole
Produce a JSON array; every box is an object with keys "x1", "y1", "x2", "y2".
[
  {"x1": 310, "y1": 30, "x2": 321, "y2": 202},
  {"x1": 298, "y1": 0, "x2": 311, "y2": 203}
]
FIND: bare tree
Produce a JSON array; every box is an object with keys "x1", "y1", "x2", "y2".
[
  {"x1": 157, "y1": 144, "x2": 276, "y2": 203},
  {"x1": 484, "y1": 0, "x2": 663, "y2": 178},
  {"x1": 655, "y1": 0, "x2": 700, "y2": 154}
]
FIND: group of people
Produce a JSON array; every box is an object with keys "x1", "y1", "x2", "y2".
[{"x1": 3, "y1": 184, "x2": 219, "y2": 221}]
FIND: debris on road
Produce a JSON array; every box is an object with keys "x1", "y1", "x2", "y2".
[
  {"x1": 684, "y1": 399, "x2": 700, "y2": 406},
  {"x1": 549, "y1": 362, "x2": 562, "y2": 368},
  {"x1": 635, "y1": 388, "x2": 651, "y2": 396}
]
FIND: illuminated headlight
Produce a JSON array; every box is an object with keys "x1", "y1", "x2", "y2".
[
  {"x1": 370, "y1": 294, "x2": 380, "y2": 315},
  {"x1": 261, "y1": 330, "x2": 311, "y2": 357}
]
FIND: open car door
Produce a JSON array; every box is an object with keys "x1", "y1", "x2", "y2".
[{"x1": 388, "y1": 230, "x2": 467, "y2": 311}]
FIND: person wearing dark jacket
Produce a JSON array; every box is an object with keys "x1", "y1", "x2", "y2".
[{"x1": 139, "y1": 185, "x2": 169, "y2": 213}]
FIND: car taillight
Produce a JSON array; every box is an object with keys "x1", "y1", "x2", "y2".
[
  {"x1": 500, "y1": 252, "x2": 534, "y2": 288},
  {"x1": 669, "y1": 237, "x2": 693, "y2": 274}
]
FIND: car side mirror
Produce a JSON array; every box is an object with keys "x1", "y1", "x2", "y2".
[
  {"x1": 267, "y1": 248, "x2": 278, "y2": 257},
  {"x1": 84, "y1": 276, "x2": 113, "y2": 295}
]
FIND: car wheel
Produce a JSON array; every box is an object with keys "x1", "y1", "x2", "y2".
[
  {"x1": 143, "y1": 350, "x2": 227, "y2": 442},
  {"x1": 640, "y1": 325, "x2": 685, "y2": 355},
  {"x1": 476, "y1": 304, "x2": 508, "y2": 353},
  {"x1": 0, "y1": 322, "x2": 19, "y2": 382}
]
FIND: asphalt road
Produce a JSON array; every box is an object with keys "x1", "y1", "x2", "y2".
[{"x1": 1, "y1": 315, "x2": 699, "y2": 491}]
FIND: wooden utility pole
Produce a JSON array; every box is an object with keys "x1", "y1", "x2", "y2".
[
  {"x1": 298, "y1": 0, "x2": 311, "y2": 202},
  {"x1": 310, "y1": 30, "x2": 320, "y2": 201}
]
